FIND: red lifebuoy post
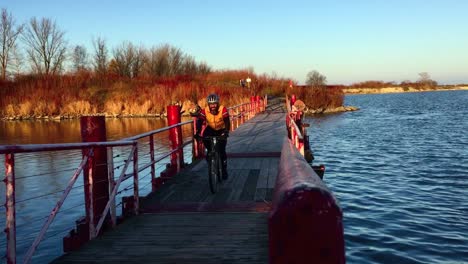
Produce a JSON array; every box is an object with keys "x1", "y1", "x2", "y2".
[{"x1": 269, "y1": 138, "x2": 345, "y2": 264}]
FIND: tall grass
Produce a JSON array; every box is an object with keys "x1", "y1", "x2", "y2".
[{"x1": 0, "y1": 71, "x2": 340, "y2": 118}]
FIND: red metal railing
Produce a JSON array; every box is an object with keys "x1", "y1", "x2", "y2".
[
  {"x1": 1, "y1": 141, "x2": 136, "y2": 264},
  {"x1": 269, "y1": 138, "x2": 345, "y2": 264},
  {"x1": 269, "y1": 95, "x2": 344, "y2": 264},
  {"x1": 227, "y1": 96, "x2": 266, "y2": 131},
  {"x1": 285, "y1": 95, "x2": 305, "y2": 156},
  {"x1": 0, "y1": 96, "x2": 267, "y2": 263}
]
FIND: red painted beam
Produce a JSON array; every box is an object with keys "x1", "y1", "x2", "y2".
[{"x1": 269, "y1": 138, "x2": 345, "y2": 264}]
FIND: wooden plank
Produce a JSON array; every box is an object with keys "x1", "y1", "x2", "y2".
[
  {"x1": 239, "y1": 169, "x2": 260, "y2": 201},
  {"x1": 267, "y1": 158, "x2": 279, "y2": 189},
  {"x1": 227, "y1": 169, "x2": 250, "y2": 202},
  {"x1": 52, "y1": 212, "x2": 268, "y2": 264},
  {"x1": 227, "y1": 112, "x2": 286, "y2": 154},
  {"x1": 256, "y1": 158, "x2": 270, "y2": 189}
]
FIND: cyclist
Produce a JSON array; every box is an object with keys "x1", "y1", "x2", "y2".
[{"x1": 195, "y1": 93, "x2": 230, "y2": 179}]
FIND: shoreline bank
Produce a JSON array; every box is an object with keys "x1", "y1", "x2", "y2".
[
  {"x1": 343, "y1": 86, "x2": 468, "y2": 95},
  {"x1": 3, "y1": 88, "x2": 465, "y2": 120}
]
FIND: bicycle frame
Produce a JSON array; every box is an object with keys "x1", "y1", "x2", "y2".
[{"x1": 202, "y1": 136, "x2": 227, "y2": 193}]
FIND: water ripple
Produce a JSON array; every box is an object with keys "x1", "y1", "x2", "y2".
[{"x1": 309, "y1": 91, "x2": 468, "y2": 264}]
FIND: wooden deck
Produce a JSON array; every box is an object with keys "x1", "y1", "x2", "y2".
[{"x1": 52, "y1": 99, "x2": 286, "y2": 263}]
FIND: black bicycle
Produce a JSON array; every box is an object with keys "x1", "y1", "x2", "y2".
[{"x1": 202, "y1": 136, "x2": 227, "y2": 193}]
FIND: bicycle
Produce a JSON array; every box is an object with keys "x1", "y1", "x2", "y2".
[{"x1": 201, "y1": 135, "x2": 227, "y2": 193}]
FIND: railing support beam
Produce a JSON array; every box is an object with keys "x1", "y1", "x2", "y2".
[{"x1": 4, "y1": 153, "x2": 16, "y2": 264}]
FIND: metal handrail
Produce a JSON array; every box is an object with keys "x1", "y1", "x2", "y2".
[
  {"x1": 123, "y1": 121, "x2": 192, "y2": 141},
  {"x1": 0, "y1": 141, "x2": 134, "y2": 154},
  {"x1": 94, "y1": 145, "x2": 137, "y2": 237},
  {"x1": 227, "y1": 102, "x2": 250, "y2": 110},
  {"x1": 22, "y1": 149, "x2": 94, "y2": 264},
  {"x1": 122, "y1": 139, "x2": 192, "y2": 181}
]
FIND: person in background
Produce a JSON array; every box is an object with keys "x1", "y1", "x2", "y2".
[
  {"x1": 240, "y1": 79, "x2": 246, "y2": 88},
  {"x1": 195, "y1": 93, "x2": 230, "y2": 179}
]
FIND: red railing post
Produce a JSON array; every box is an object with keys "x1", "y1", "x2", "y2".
[
  {"x1": 250, "y1": 96, "x2": 255, "y2": 117},
  {"x1": 106, "y1": 148, "x2": 117, "y2": 227},
  {"x1": 168, "y1": 105, "x2": 184, "y2": 169},
  {"x1": 191, "y1": 117, "x2": 198, "y2": 160},
  {"x1": 290, "y1": 94, "x2": 297, "y2": 108},
  {"x1": 132, "y1": 144, "x2": 139, "y2": 215},
  {"x1": 81, "y1": 116, "x2": 109, "y2": 233},
  {"x1": 149, "y1": 135, "x2": 156, "y2": 191},
  {"x1": 161, "y1": 105, "x2": 184, "y2": 180},
  {"x1": 235, "y1": 107, "x2": 240, "y2": 129},
  {"x1": 230, "y1": 108, "x2": 235, "y2": 131},
  {"x1": 4, "y1": 153, "x2": 16, "y2": 264},
  {"x1": 256, "y1": 95, "x2": 260, "y2": 113},
  {"x1": 241, "y1": 104, "x2": 246, "y2": 124},
  {"x1": 63, "y1": 116, "x2": 110, "y2": 248}
]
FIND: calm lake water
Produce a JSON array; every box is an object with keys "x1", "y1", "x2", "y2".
[{"x1": 1, "y1": 90, "x2": 467, "y2": 263}]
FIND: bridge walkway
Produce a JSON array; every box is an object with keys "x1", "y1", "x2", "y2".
[{"x1": 52, "y1": 99, "x2": 287, "y2": 263}]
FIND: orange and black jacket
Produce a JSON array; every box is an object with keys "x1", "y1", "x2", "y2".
[{"x1": 196, "y1": 105, "x2": 230, "y2": 136}]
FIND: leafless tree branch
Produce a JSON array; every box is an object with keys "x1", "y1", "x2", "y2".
[
  {"x1": 0, "y1": 8, "x2": 24, "y2": 80},
  {"x1": 21, "y1": 17, "x2": 67, "y2": 76}
]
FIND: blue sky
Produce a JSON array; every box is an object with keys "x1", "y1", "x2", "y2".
[{"x1": 3, "y1": 0, "x2": 468, "y2": 84}]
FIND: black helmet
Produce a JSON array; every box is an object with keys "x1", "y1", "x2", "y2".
[{"x1": 207, "y1": 93, "x2": 220, "y2": 104}]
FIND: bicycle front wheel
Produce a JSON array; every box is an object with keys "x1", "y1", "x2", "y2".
[
  {"x1": 208, "y1": 153, "x2": 219, "y2": 193},
  {"x1": 217, "y1": 155, "x2": 223, "y2": 182}
]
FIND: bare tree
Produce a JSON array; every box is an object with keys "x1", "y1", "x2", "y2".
[
  {"x1": 1, "y1": 8, "x2": 24, "y2": 80},
  {"x1": 197, "y1": 61, "x2": 211, "y2": 75},
  {"x1": 10, "y1": 43, "x2": 23, "y2": 78},
  {"x1": 169, "y1": 46, "x2": 183, "y2": 76},
  {"x1": 143, "y1": 44, "x2": 210, "y2": 78},
  {"x1": 92, "y1": 36, "x2": 108, "y2": 75},
  {"x1": 111, "y1": 41, "x2": 135, "y2": 78},
  {"x1": 132, "y1": 45, "x2": 146, "y2": 78},
  {"x1": 22, "y1": 17, "x2": 67, "y2": 75},
  {"x1": 144, "y1": 44, "x2": 170, "y2": 77},
  {"x1": 72, "y1": 45, "x2": 88, "y2": 72},
  {"x1": 306, "y1": 70, "x2": 327, "y2": 88},
  {"x1": 182, "y1": 55, "x2": 198, "y2": 76},
  {"x1": 418, "y1": 72, "x2": 437, "y2": 88}
]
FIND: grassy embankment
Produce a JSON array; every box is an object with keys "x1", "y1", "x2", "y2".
[
  {"x1": 0, "y1": 70, "x2": 353, "y2": 120},
  {"x1": 0, "y1": 71, "x2": 345, "y2": 120}
]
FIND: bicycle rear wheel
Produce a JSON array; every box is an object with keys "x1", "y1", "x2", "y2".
[{"x1": 208, "y1": 152, "x2": 219, "y2": 193}]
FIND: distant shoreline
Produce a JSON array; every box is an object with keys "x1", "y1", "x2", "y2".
[
  {"x1": 304, "y1": 86, "x2": 468, "y2": 115},
  {"x1": 343, "y1": 86, "x2": 468, "y2": 95}
]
